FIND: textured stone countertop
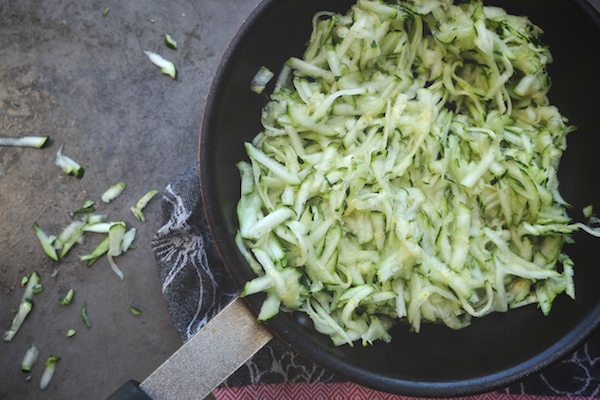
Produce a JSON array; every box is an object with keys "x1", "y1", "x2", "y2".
[{"x1": 1, "y1": 1, "x2": 599, "y2": 399}]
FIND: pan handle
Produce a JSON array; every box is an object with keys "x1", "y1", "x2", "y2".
[
  {"x1": 107, "y1": 297, "x2": 273, "y2": 400},
  {"x1": 107, "y1": 380, "x2": 151, "y2": 400}
]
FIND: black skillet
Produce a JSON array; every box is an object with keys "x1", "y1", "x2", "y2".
[{"x1": 199, "y1": 0, "x2": 600, "y2": 396}]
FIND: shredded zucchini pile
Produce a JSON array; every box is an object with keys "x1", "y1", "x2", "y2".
[{"x1": 235, "y1": 0, "x2": 587, "y2": 346}]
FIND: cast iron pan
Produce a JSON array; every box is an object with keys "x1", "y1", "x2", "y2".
[{"x1": 199, "y1": 0, "x2": 600, "y2": 396}]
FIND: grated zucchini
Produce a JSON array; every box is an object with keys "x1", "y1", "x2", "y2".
[{"x1": 235, "y1": 0, "x2": 597, "y2": 346}]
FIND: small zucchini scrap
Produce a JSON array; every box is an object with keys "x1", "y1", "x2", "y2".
[
  {"x1": 55, "y1": 220, "x2": 86, "y2": 259},
  {"x1": 32, "y1": 283, "x2": 43, "y2": 295},
  {"x1": 4, "y1": 272, "x2": 42, "y2": 342},
  {"x1": 250, "y1": 66, "x2": 275, "y2": 94},
  {"x1": 164, "y1": 34, "x2": 177, "y2": 50},
  {"x1": 79, "y1": 223, "x2": 135, "y2": 275},
  {"x1": 107, "y1": 222, "x2": 127, "y2": 279},
  {"x1": 130, "y1": 189, "x2": 158, "y2": 222},
  {"x1": 129, "y1": 306, "x2": 142, "y2": 316},
  {"x1": 22, "y1": 272, "x2": 41, "y2": 302},
  {"x1": 3, "y1": 299, "x2": 33, "y2": 342},
  {"x1": 73, "y1": 200, "x2": 96, "y2": 215},
  {"x1": 58, "y1": 289, "x2": 75, "y2": 305},
  {"x1": 33, "y1": 223, "x2": 59, "y2": 262},
  {"x1": 0, "y1": 136, "x2": 49, "y2": 148},
  {"x1": 79, "y1": 236, "x2": 110, "y2": 267},
  {"x1": 40, "y1": 356, "x2": 60, "y2": 390},
  {"x1": 21, "y1": 344, "x2": 40, "y2": 373},
  {"x1": 66, "y1": 329, "x2": 76, "y2": 337},
  {"x1": 55, "y1": 144, "x2": 84, "y2": 179},
  {"x1": 101, "y1": 181, "x2": 126, "y2": 203},
  {"x1": 144, "y1": 50, "x2": 177, "y2": 80},
  {"x1": 81, "y1": 302, "x2": 91, "y2": 328}
]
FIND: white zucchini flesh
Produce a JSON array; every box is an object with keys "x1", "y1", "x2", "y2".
[
  {"x1": 55, "y1": 145, "x2": 84, "y2": 178},
  {"x1": 235, "y1": 0, "x2": 596, "y2": 346},
  {"x1": 21, "y1": 344, "x2": 40, "y2": 372},
  {"x1": 39, "y1": 356, "x2": 60, "y2": 390},
  {"x1": 101, "y1": 182, "x2": 127, "y2": 203},
  {"x1": 130, "y1": 189, "x2": 158, "y2": 222},
  {"x1": 0, "y1": 136, "x2": 48, "y2": 148},
  {"x1": 144, "y1": 50, "x2": 177, "y2": 79}
]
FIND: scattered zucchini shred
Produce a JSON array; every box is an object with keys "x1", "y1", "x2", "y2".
[
  {"x1": 40, "y1": 356, "x2": 60, "y2": 390},
  {"x1": 107, "y1": 222, "x2": 127, "y2": 279},
  {"x1": 3, "y1": 299, "x2": 33, "y2": 342},
  {"x1": 164, "y1": 33, "x2": 177, "y2": 50},
  {"x1": 32, "y1": 284, "x2": 43, "y2": 295},
  {"x1": 0, "y1": 136, "x2": 49, "y2": 148},
  {"x1": 21, "y1": 344, "x2": 40, "y2": 373},
  {"x1": 33, "y1": 222, "x2": 59, "y2": 262},
  {"x1": 58, "y1": 289, "x2": 75, "y2": 305},
  {"x1": 144, "y1": 50, "x2": 177, "y2": 80},
  {"x1": 3, "y1": 271, "x2": 43, "y2": 342},
  {"x1": 80, "y1": 236, "x2": 110, "y2": 267},
  {"x1": 81, "y1": 302, "x2": 91, "y2": 328},
  {"x1": 129, "y1": 306, "x2": 142, "y2": 316},
  {"x1": 130, "y1": 189, "x2": 158, "y2": 222},
  {"x1": 250, "y1": 66, "x2": 275, "y2": 94},
  {"x1": 74, "y1": 200, "x2": 96, "y2": 214},
  {"x1": 101, "y1": 181, "x2": 127, "y2": 203},
  {"x1": 55, "y1": 144, "x2": 84, "y2": 179}
]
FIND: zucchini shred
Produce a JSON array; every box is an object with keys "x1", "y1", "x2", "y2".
[{"x1": 235, "y1": 0, "x2": 592, "y2": 346}]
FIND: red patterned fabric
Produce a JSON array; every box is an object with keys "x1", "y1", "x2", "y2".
[{"x1": 213, "y1": 382, "x2": 598, "y2": 400}]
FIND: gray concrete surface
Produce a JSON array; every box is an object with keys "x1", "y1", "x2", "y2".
[
  {"x1": 0, "y1": 1, "x2": 259, "y2": 399},
  {"x1": 1, "y1": 1, "x2": 600, "y2": 400}
]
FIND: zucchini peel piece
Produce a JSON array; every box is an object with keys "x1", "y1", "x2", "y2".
[
  {"x1": 144, "y1": 50, "x2": 177, "y2": 79},
  {"x1": 3, "y1": 299, "x2": 33, "y2": 342},
  {"x1": 58, "y1": 289, "x2": 75, "y2": 305},
  {"x1": 21, "y1": 344, "x2": 40, "y2": 373},
  {"x1": 55, "y1": 144, "x2": 84, "y2": 178},
  {"x1": 33, "y1": 223, "x2": 59, "y2": 262},
  {"x1": 101, "y1": 182, "x2": 126, "y2": 203},
  {"x1": 81, "y1": 302, "x2": 91, "y2": 328},
  {"x1": 80, "y1": 236, "x2": 110, "y2": 267},
  {"x1": 164, "y1": 34, "x2": 177, "y2": 50},
  {"x1": 40, "y1": 356, "x2": 60, "y2": 390},
  {"x1": 0, "y1": 136, "x2": 48, "y2": 148},
  {"x1": 130, "y1": 189, "x2": 158, "y2": 222},
  {"x1": 250, "y1": 66, "x2": 275, "y2": 94}
]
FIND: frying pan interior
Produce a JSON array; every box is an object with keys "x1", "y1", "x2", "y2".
[{"x1": 199, "y1": 0, "x2": 600, "y2": 396}]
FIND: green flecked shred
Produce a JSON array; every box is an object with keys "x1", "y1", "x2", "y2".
[
  {"x1": 0, "y1": 136, "x2": 48, "y2": 148},
  {"x1": 101, "y1": 182, "x2": 126, "y2": 203},
  {"x1": 81, "y1": 302, "x2": 91, "y2": 328},
  {"x1": 33, "y1": 223, "x2": 59, "y2": 262},
  {"x1": 164, "y1": 34, "x2": 177, "y2": 50},
  {"x1": 129, "y1": 306, "x2": 142, "y2": 316},
  {"x1": 59, "y1": 289, "x2": 75, "y2": 305}
]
